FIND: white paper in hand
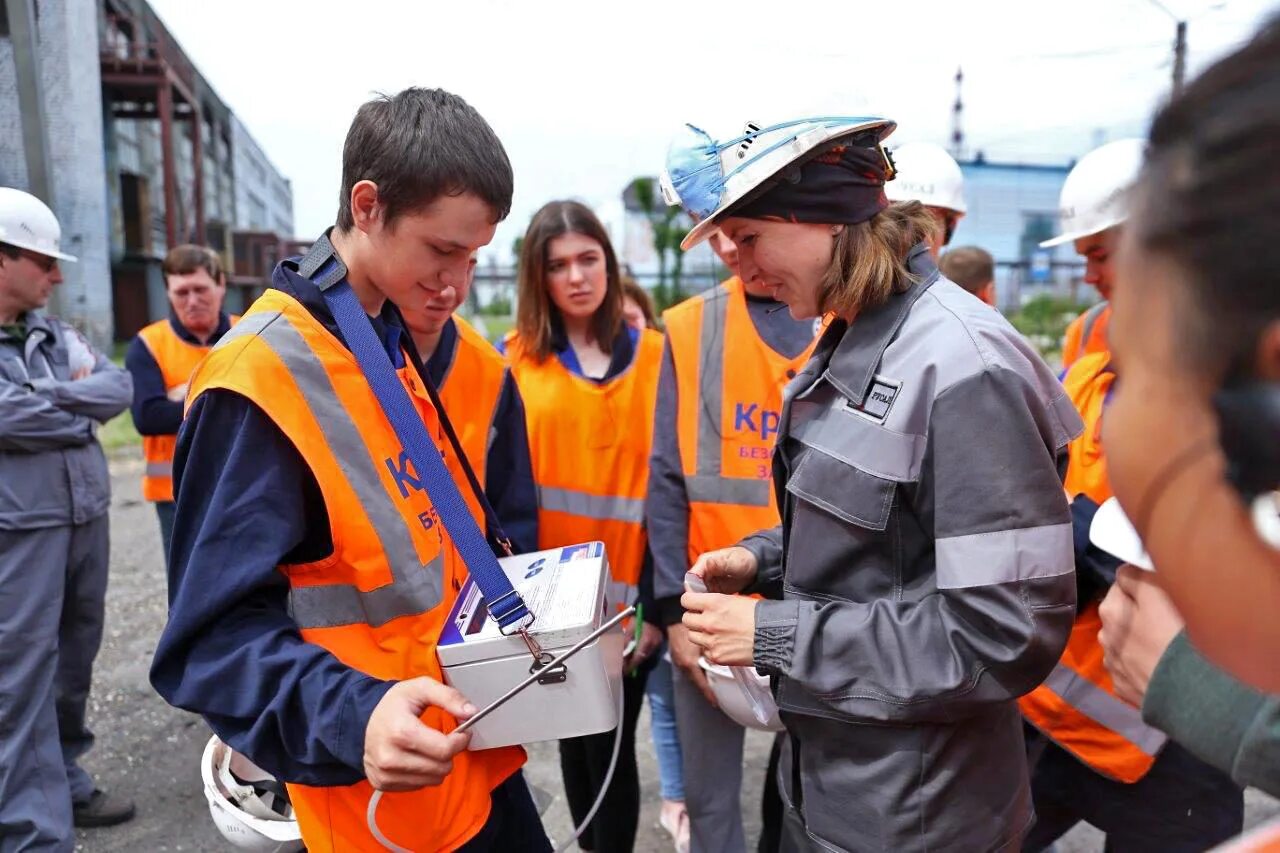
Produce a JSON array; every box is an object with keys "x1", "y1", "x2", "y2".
[{"x1": 1089, "y1": 497, "x2": 1154, "y2": 571}]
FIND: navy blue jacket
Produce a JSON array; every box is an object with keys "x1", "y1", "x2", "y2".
[
  {"x1": 150, "y1": 261, "x2": 538, "y2": 786},
  {"x1": 125, "y1": 312, "x2": 234, "y2": 437}
]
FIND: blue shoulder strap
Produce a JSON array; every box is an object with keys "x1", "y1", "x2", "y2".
[{"x1": 297, "y1": 235, "x2": 533, "y2": 632}]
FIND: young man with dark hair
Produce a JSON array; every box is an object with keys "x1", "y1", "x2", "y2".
[
  {"x1": 938, "y1": 245, "x2": 996, "y2": 306},
  {"x1": 125, "y1": 244, "x2": 236, "y2": 561},
  {"x1": 150, "y1": 88, "x2": 549, "y2": 852}
]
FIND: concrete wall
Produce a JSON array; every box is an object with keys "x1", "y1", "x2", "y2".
[
  {"x1": 231, "y1": 115, "x2": 293, "y2": 238},
  {"x1": 0, "y1": 0, "x2": 114, "y2": 347}
]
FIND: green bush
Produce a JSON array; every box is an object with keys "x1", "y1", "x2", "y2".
[{"x1": 1006, "y1": 294, "x2": 1092, "y2": 363}]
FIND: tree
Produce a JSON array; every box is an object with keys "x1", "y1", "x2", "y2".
[{"x1": 625, "y1": 176, "x2": 688, "y2": 304}]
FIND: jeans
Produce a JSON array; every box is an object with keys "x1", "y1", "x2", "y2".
[{"x1": 645, "y1": 651, "x2": 685, "y2": 802}]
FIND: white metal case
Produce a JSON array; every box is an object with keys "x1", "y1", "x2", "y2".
[{"x1": 437, "y1": 542, "x2": 625, "y2": 751}]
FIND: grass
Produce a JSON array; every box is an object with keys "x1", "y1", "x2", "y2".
[{"x1": 100, "y1": 411, "x2": 141, "y2": 455}]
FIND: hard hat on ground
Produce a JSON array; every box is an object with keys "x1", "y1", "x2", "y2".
[
  {"x1": 200, "y1": 736, "x2": 303, "y2": 852},
  {"x1": 0, "y1": 187, "x2": 76, "y2": 262},
  {"x1": 883, "y1": 142, "x2": 967, "y2": 214},
  {"x1": 661, "y1": 116, "x2": 897, "y2": 250},
  {"x1": 1040, "y1": 138, "x2": 1146, "y2": 248}
]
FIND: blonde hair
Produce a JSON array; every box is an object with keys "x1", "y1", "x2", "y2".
[{"x1": 817, "y1": 201, "x2": 937, "y2": 316}]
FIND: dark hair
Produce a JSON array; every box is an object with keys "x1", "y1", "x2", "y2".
[
  {"x1": 162, "y1": 244, "x2": 224, "y2": 285},
  {"x1": 336, "y1": 88, "x2": 513, "y2": 232},
  {"x1": 938, "y1": 246, "x2": 995, "y2": 296},
  {"x1": 516, "y1": 200, "x2": 623, "y2": 361},
  {"x1": 0, "y1": 243, "x2": 19, "y2": 260},
  {"x1": 621, "y1": 277, "x2": 659, "y2": 328},
  {"x1": 1133, "y1": 16, "x2": 1280, "y2": 376}
]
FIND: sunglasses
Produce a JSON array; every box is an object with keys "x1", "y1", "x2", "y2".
[{"x1": 19, "y1": 250, "x2": 58, "y2": 273}]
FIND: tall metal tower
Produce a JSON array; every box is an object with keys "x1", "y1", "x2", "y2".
[{"x1": 950, "y1": 66, "x2": 965, "y2": 160}]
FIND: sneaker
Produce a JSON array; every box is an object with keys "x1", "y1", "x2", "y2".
[{"x1": 73, "y1": 789, "x2": 136, "y2": 828}]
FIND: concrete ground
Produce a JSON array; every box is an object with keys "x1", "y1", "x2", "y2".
[{"x1": 75, "y1": 456, "x2": 1276, "y2": 851}]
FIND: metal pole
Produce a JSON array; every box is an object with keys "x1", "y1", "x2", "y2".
[
  {"x1": 1172, "y1": 19, "x2": 1187, "y2": 94},
  {"x1": 158, "y1": 80, "x2": 177, "y2": 251},
  {"x1": 6, "y1": 0, "x2": 51, "y2": 202},
  {"x1": 6, "y1": 0, "x2": 62, "y2": 315}
]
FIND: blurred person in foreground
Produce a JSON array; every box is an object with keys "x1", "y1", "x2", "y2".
[{"x1": 1102, "y1": 16, "x2": 1280, "y2": 694}]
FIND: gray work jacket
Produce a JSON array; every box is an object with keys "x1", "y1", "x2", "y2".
[
  {"x1": 0, "y1": 313, "x2": 132, "y2": 530},
  {"x1": 744, "y1": 249, "x2": 1081, "y2": 852}
]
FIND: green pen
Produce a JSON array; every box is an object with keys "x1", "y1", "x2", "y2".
[{"x1": 628, "y1": 603, "x2": 644, "y2": 676}]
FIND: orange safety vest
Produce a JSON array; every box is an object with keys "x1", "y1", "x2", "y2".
[
  {"x1": 505, "y1": 328, "x2": 663, "y2": 609},
  {"x1": 136, "y1": 315, "x2": 239, "y2": 501},
  {"x1": 437, "y1": 315, "x2": 508, "y2": 526},
  {"x1": 1061, "y1": 302, "x2": 1111, "y2": 369},
  {"x1": 187, "y1": 290, "x2": 522, "y2": 852},
  {"x1": 664, "y1": 278, "x2": 818, "y2": 562},
  {"x1": 1019, "y1": 350, "x2": 1168, "y2": 783}
]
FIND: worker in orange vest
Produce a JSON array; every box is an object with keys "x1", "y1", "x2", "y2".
[
  {"x1": 125, "y1": 244, "x2": 237, "y2": 563},
  {"x1": 400, "y1": 254, "x2": 538, "y2": 555},
  {"x1": 502, "y1": 200, "x2": 664, "y2": 853},
  {"x1": 150, "y1": 88, "x2": 549, "y2": 852},
  {"x1": 1020, "y1": 260, "x2": 1244, "y2": 849},
  {"x1": 1040, "y1": 139, "x2": 1144, "y2": 369},
  {"x1": 648, "y1": 227, "x2": 819, "y2": 853}
]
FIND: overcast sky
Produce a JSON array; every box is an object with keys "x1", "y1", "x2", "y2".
[{"x1": 148, "y1": 0, "x2": 1275, "y2": 262}]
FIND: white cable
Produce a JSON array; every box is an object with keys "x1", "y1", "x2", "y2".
[
  {"x1": 366, "y1": 790, "x2": 411, "y2": 853},
  {"x1": 367, "y1": 684, "x2": 627, "y2": 853},
  {"x1": 367, "y1": 607, "x2": 637, "y2": 851},
  {"x1": 555, "y1": 680, "x2": 627, "y2": 853}
]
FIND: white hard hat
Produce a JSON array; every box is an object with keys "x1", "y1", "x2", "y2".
[
  {"x1": 883, "y1": 142, "x2": 967, "y2": 214},
  {"x1": 200, "y1": 736, "x2": 304, "y2": 852},
  {"x1": 661, "y1": 116, "x2": 897, "y2": 250},
  {"x1": 1040, "y1": 138, "x2": 1146, "y2": 248},
  {"x1": 0, "y1": 187, "x2": 76, "y2": 262}
]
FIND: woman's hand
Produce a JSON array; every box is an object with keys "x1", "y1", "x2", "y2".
[
  {"x1": 681, "y1": 592, "x2": 757, "y2": 667},
  {"x1": 688, "y1": 546, "x2": 759, "y2": 595},
  {"x1": 625, "y1": 621, "x2": 664, "y2": 672},
  {"x1": 1098, "y1": 565, "x2": 1186, "y2": 707}
]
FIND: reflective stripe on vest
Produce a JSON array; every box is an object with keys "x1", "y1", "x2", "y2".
[
  {"x1": 188, "y1": 289, "x2": 523, "y2": 851},
  {"x1": 686, "y1": 286, "x2": 770, "y2": 507},
  {"x1": 1019, "y1": 349, "x2": 1167, "y2": 783},
  {"x1": 665, "y1": 279, "x2": 818, "y2": 562},
  {"x1": 1040, "y1": 662, "x2": 1167, "y2": 757},
  {"x1": 537, "y1": 485, "x2": 646, "y2": 523},
  {"x1": 145, "y1": 460, "x2": 173, "y2": 479},
  {"x1": 506, "y1": 329, "x2": 663, "y2": 590},
  {"x1": 137, "y1": 316, "x2": 239, "y2": 502},
  {"x1": 214, "y1": 311, "x2": 443, "y2": 629}
]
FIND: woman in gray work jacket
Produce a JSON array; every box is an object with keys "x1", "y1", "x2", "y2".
[{"x1": 661, "y1": 117, "x2": 1081, "y2": 851}]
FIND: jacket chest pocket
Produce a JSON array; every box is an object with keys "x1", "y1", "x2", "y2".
[{"x1": 783, "y1": 447, "x2": 899, "y2": 598}]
